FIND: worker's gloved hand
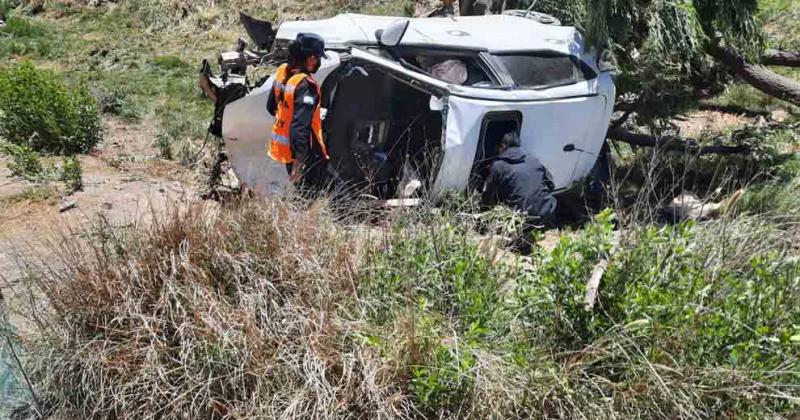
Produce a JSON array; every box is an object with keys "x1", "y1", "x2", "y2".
[{"x1": 289, "y1": 159, "x2": 305, "y2": 184}]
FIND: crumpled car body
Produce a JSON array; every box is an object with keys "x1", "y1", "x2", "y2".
[{"x1": 201, "y1": 12, "x2": 616, "y2": 199}]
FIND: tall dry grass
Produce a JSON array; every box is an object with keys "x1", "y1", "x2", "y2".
[
  {"x1": 10, "y1": 191, "x2": 800, "y2": 419},
  {"x1": 25, "y1": 199, "x2": 414, "y2": 419}
]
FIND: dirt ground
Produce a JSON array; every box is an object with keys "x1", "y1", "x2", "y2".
[{"x1": 0, "y1": 117, "x2": 202, "y2": 329}]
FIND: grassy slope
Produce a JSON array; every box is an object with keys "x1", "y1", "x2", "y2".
[{"x1": 2, "y1": 0, "x2": 800, "y2": 418}]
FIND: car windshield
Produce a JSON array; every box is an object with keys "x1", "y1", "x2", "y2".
[
  {"x1": 364, "y1": 47, "x2": 498, "y2": 87},
  {"x1": 493, "y1": 53, "x2": 595, "y2": 89}
]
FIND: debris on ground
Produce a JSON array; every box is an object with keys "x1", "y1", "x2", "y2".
[
  {"x1": 58, "y1": 200, "x2": 78, "y2": 213},
  {"x1": 659, "y1": 189, "x2": 745, "y2": 222}
]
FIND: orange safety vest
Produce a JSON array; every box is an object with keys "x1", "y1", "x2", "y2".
[{"x1": 269, "y1": 64, "x2": 329, "y2": 164}]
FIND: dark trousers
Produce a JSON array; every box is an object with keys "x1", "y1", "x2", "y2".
[
  {"x1": 509, "y1": 213, "x2": 554, "y2": 255},
  {"x1": 285, "y1": 154, "x2": 328, "y2": 195}
]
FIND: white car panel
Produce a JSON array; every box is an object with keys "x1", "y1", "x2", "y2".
[{"x1": 433, "y1": 92, "x2": 613, "y2": 195}]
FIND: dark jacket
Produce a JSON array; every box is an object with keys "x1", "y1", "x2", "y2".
[
  {"x1": 267, "y1": 76, "x2": 321, "y2": 163},
  {"x1": 482, "y1": 146, "x2": 556, "y2": 218}
]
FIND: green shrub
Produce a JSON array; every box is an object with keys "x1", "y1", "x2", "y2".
[
  {"x1": 515, "y1": 209, "x2": 615, "y2": 347},
  {"x1": 0, "y1": 62, "x2": 102, "y2": 155},
  {"x1": 363, "y1": 218, "x2": 507, "y2": 333},
  {"x1": 61, "y1": 156, "x2": 83, "y2": 192},
  {"x1": 2, "y1": 142, "x2": 43, "y2": 179}
]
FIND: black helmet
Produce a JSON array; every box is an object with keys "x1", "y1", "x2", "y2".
[{"x1": 296, "y1": 33, "x2": 328, "y2": 59}]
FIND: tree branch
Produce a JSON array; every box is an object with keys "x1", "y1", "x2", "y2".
[
  {"x1": 706, "y1": 40, "x2": 800, "y2": 107},
  {"x1": 606, "y1": 126, "x2": 750, "y2": 155},
  {"x1": 761, "y1": 49, "x2": 800, "y2": 68}
]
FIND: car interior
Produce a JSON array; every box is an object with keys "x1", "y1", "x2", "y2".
[
  {"x1": 321, "y1": 61, "x2": 444, "y2": 198},
  {"x1": 318, "y1": 47, "x2": 505, "y2": 198}
]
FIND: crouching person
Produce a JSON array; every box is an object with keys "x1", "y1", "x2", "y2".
[{"x1": 481, "y1": 131, "x2": 557, "y2": 254}]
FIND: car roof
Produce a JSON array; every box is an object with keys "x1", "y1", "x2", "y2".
[{"x1": 276, "y1": 13, "x2": 585, "y2": 56}]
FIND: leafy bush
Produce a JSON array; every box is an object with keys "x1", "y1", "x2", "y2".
[
  {"x1": 515, "y1": 209, "x2": 615, "y2": 347},
  {"x1": 2, "y1": 142, "x2": 43, "y2": 179},
  {"x1": 0, "y1": 62, "x2": 102, "y2": 155},
  {"x1": 363, "y1": 214, "x2": 507, "y2": 333}
]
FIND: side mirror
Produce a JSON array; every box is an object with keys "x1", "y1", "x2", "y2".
[
  {"x1": 376, "y1": 19, "x2": 410, "y2": 48},
  {"x1": 598, "y1": 49, "x2": 617, "y2": 73}
]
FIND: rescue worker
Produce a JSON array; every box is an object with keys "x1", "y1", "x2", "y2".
[
  {"x1": 267, "y1": 33, "x2": 329, "y2": 190},
  {"x1": 482, "y1": 131, "x2": 557, "y2": 253}
]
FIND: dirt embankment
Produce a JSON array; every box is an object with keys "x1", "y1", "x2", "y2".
[{"x1": 1, "y1": 116, "x2": 202, "y2": 319}]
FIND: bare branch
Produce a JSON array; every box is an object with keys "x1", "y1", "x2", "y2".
[{"x1": 607, "y1": 126, "x2": 751, "y2": 155}]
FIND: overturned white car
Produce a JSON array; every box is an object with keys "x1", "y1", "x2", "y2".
[{"x1": 200, "y1": 11, "x2": 616, "y2": 199}]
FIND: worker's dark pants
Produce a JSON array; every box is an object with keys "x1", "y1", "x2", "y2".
[
  {"x1": 509, "y1": 212, "x2": 555, "y2": 255},
  {"x1": 509, "y1": 218, "x2": 541, "y2": 255},
  {"x1": 285, "y1": 154, "x2": 329, "y2": 197}
]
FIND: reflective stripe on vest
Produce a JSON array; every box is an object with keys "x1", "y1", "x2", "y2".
[
  {"x1": 271, "y1": 133, "x2": 290, "y2": 145},
  {"x1": 268, "y1": 67, "x2": 329, "y2": 164}
]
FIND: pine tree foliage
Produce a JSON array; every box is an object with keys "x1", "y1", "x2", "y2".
[{"x1": 531, "y1": 0, "x2": 765, "y2": 122}]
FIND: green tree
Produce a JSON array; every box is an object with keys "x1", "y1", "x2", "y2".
[{"x1": 465, "y1": 0, "x2": 800, "y2": 121}]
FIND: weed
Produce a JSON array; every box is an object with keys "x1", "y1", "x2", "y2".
[
  {"x1": 2, "y1": 143, "x2": 43, "y2": 180},
  {"x1": 153, "y1": 132, "x2": 172, "y2": 159},
  {"x1": 154, "y1": 108, "x2": 207, "y2": 163},
  {"x1": 0, "y1": 13, "x2": 64, "y2": 59},
  {"x1": 91, "y1": 86, "x2": 143, "y2": 121},
  {"x1": 26, "y1": 201, "x2": 414, "y2": 419},
  {"x1": 151, "y1": 55, "x2": 189, "y2": 70},
  {"x1": 60, "y1": 156, "x2": 82, "y2": 193},
  {"x1": 0, "y1": 63, "x2": 102, "y2": 155},
  {"x1": 0, "y1": 185, "x2": 57, "y2": 206}
]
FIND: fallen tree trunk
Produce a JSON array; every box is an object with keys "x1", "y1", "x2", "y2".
[
  {"x1": 761, "y1": 49, "x2": 800, "y2": 68},
  {"x1": 707, "y1": 41, "x2": 800, "y2": 107},
  {"x1": 606, "y1": 126, "x2": 750, "y2": 154}
]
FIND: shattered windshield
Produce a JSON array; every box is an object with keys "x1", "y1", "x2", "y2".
[
  {"x1": 494, "y1": 53, "x2": 595, "y2": 89},
  {"x1": 364, "y1": 47, "x2": 498, "y2": 87}
]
